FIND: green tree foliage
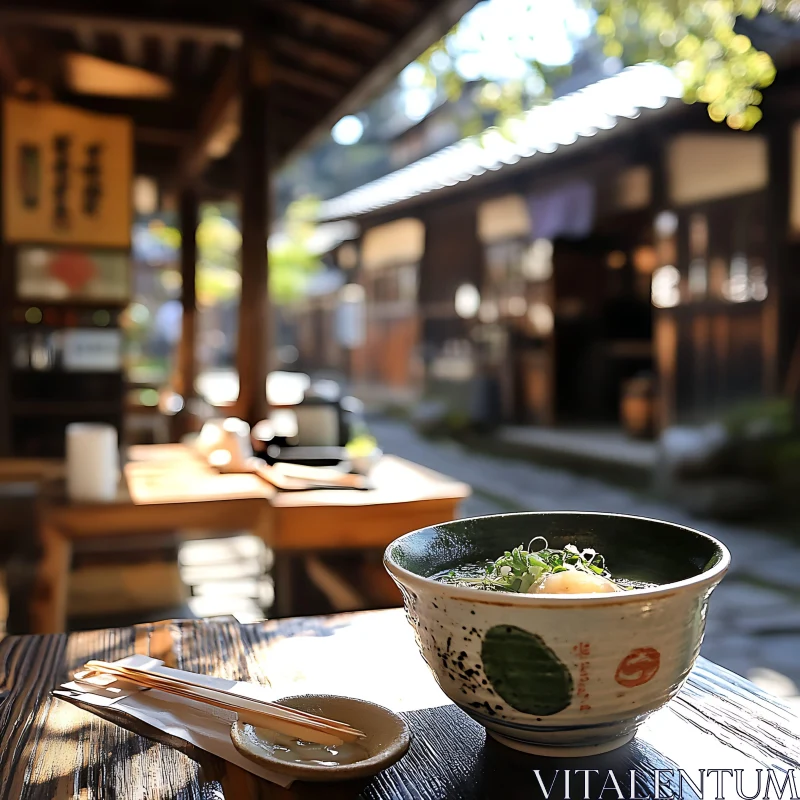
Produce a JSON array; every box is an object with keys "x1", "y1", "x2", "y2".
[
  {"x1": 269, "y1": 196, "x2": 324, "y2": 304},
  {"x1": 139, "y1": 199, "x2": 323, "y2": 307},
  {"x1": 196, "y1": 206, "x2": 242, "y2": 307},
  {"x1": 593, "y1": 0, "x2": 776, "y2": 129},
  {"x1": 422, "y1": 0, "x2": 793, "y2": 130},
  {"x1": 195, "y1": 198, "x2": 323, "y2": 306}
]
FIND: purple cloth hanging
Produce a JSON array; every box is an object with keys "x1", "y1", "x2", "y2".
[{"x1": 527, "y1": 180, "x2": 595, "y2": 240}]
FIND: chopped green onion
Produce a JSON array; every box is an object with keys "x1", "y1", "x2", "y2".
[{"x1": 465, "y1": 538, "x2": 618, "y2": 593}]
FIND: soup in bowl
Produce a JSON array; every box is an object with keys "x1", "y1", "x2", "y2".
[{"x1": 383, "y1": 512, "x2": 730, "y2": 756}]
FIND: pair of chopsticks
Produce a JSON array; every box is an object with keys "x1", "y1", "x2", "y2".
[{"x1": 82, "y1": 660, "x2": 364, "y2": 746}]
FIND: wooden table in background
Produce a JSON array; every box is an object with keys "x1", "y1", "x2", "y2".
[
  {"x1": 32, "y1": 446, "x2": 470, "y2": 633},
  {"x1": 0, "y1": 608, "x2": 798, "y2": 799},
  {"x1": 0, "y1": 459, "x2": 64, "y2": 483}
]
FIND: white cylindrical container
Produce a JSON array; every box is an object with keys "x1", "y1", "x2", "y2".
[
  {"x1": 217, "y1": 417, "x2": 253, "y2": 472},
  {"x1": 65, "y1": 423, "x2": 120, "y2": 502}
]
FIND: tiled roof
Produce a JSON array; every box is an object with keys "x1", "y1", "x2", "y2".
[{"x1": 319, "y1": 63, "x2": 683, "y2": 220}]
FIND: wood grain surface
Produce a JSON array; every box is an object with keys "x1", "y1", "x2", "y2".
[
  {"x1": 32, "y1": 451, "x2": 468, "y2": 633},
  {"x1": 0, "y1": 609, "x2": 798, "y2": 799}
]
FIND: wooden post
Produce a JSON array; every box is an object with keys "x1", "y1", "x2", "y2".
[
  {"x1": 169, "y1": 186, "x2": 199, "y2": 440},
  {"x1": 764, "y1": 118, "x2": 794, "y2": 402},
  {"x1": 649, "y1": 132, "x2": 676, "y2": 432},
  {"x1": 0, "y1": 107, "x2": 10, "y2": 456},
  {"x1": 234, "y1": 40, "x2": 271, "y2": 424},
  {"x1": 176, "y1": 187, "x2": 198, "y2": 400},
  {"x1": 31, "y1": 521, "x2": 72, "y2": 634}
]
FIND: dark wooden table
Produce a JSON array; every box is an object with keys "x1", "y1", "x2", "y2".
[{"x1": 1, "y1": 608, "x2": 798, "y2": 799}]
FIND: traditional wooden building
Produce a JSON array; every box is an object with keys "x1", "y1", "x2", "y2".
[
  {"x1": 0, "y1": 0, "x2": 478, "y2": 455},
  {"x1": 315, "y1": 57, "x2": 800, "y2": 431}
]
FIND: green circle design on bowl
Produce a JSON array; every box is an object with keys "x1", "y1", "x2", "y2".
[{"x1": 481, "y1": 625, "x2": 573, "y2": 716}]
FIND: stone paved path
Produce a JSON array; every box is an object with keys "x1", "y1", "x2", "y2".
[{"x1": 371, "y1": 418, "x2": 800, "y2": 706}]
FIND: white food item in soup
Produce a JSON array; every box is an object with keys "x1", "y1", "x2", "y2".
[{"x1": 529, "y1": 569, "x2": 620, "y2": 594}]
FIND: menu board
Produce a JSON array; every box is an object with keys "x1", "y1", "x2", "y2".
[{"x1": 3, "y1": 98, "x2": 132, "y2": 247}]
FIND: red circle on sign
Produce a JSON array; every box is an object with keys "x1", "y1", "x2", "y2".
[
  {"x1": 615, "y1": 647, "x2": 661, "y2": 687},
  {"x1": 50, "y1": 250, "x2": 96, "y2": 292}
]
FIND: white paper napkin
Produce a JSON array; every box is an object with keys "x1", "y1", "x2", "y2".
[{"x1": 53, "y1": 654, "x2": 293, "y2": 787}]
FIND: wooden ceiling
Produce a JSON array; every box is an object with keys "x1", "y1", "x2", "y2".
[{"x1": 0, "y1": 0, "x2": 477, "y2": 192}]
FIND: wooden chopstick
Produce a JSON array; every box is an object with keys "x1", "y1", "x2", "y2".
[
  {"x1": 83, "y1": 661, "x2": 357, "y2": 746},
  {"x1": 93, "y1": 662, "x2": 360, "y2": 733},
  {"x1": 83, "y1": 660, "x2": 365, "y2": 745},
  {"x1": 85, "y1": 661, "x2": 323, "y2": 725},
  {"x1": 84, "y1": 660, "x2": 363, "y2": 737}
]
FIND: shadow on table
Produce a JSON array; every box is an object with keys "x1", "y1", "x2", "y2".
[
  {"x1": 349, "y1": 705, "x2": 693, "y2": 800},
  {"x1": 54, "y1": 697, "x2": 693, "y2": 800},
  {"x1": 470, "y1": 737, "x2": 690, "y2": 800}
]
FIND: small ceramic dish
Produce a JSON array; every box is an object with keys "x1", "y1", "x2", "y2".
[{"x1": 229, "y1": 694, "x2": 410, "y2": 782}]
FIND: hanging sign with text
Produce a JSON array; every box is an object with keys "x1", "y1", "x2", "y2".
[{"x1": 3, "y1": 98, "x2": 132, "y2": 247}]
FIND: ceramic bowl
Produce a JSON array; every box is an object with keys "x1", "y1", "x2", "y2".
[
  {"x1": 230, "y1": 694, "x2": 410, "y2": 782},
  {"x1": 384, "y1": 512, "x2": 730, "y2": 756}
]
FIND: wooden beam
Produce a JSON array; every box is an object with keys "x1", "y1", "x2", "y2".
[
  {"x1": 372, "y1": 0, "x2": 423, "y2": 15},
  {"x1": 0, "y1": 35, "x2": 20, "y2": 92},
  {"x1": 160, "y1": 37, "x2": 179, "y2": 74},
  {"x1": 119, "y1": 28, "x2": 144, "y2": 66},
  {"x1": 63, "y1": 51, "x2": 173, "y2": 98},
  {"x1": 0, "y1": 9, "x2": 242, "y2": 48},
  {"x1": 135, "y1": 149, "x2": 190, "y2": 182},
  {"x1": 270, "y1": 35, "x2": 364, "y2": 80},
  {"x1": 273, "y1": 90, "x2": 329, "y2": 122},
  {"x1": 72, "y1": 20, "x2": 95, "y2": 51},
  {"x1": 287, "y1": 0, "x2": 478, "y2": 161},
  {"x1": 269, "y1": 1, "x2": 391, "y2": 47},
  {"x1": 274, "y1": 118, "x2": 317, "y2": 151},
  {"x1": 364, "y1": 0, "x2": 420, "y2": 18},
  {"x1": 0, "y1": 140, "x2": 11, "y2": 455},
  {"x1": 135, "y1": 127, "x2": 191, "y2": 148},
  {"x1": 174, "y1": 54, "x2": 240, "y2": 185},
  {"x1": 234, "y1": 41, "x2": 272, "y2": 425},
  {"x1": 200, "y1": 153, "x2": 239, "y2": 197},
  {"x1": 272, "y1": 106, "x2": 321, "y2": 132},
  {"x1": 192, "y1": 41, "x2": 212, "y2": 76},
  {"x1": 60, "y1": 91, "x2": 202, "y2": 129},
  {"x1": 272, "y1": 65, "x2": 345, "y2": 99}
]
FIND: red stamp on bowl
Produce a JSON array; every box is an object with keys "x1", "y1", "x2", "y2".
[{"x1": 615, "y1": 647, "x2": 661, "y2": 687}]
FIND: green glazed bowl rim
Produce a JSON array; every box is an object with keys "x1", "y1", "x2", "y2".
[{"x1": 384, "y1": 511, "x2": 731, "y2": 606}]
